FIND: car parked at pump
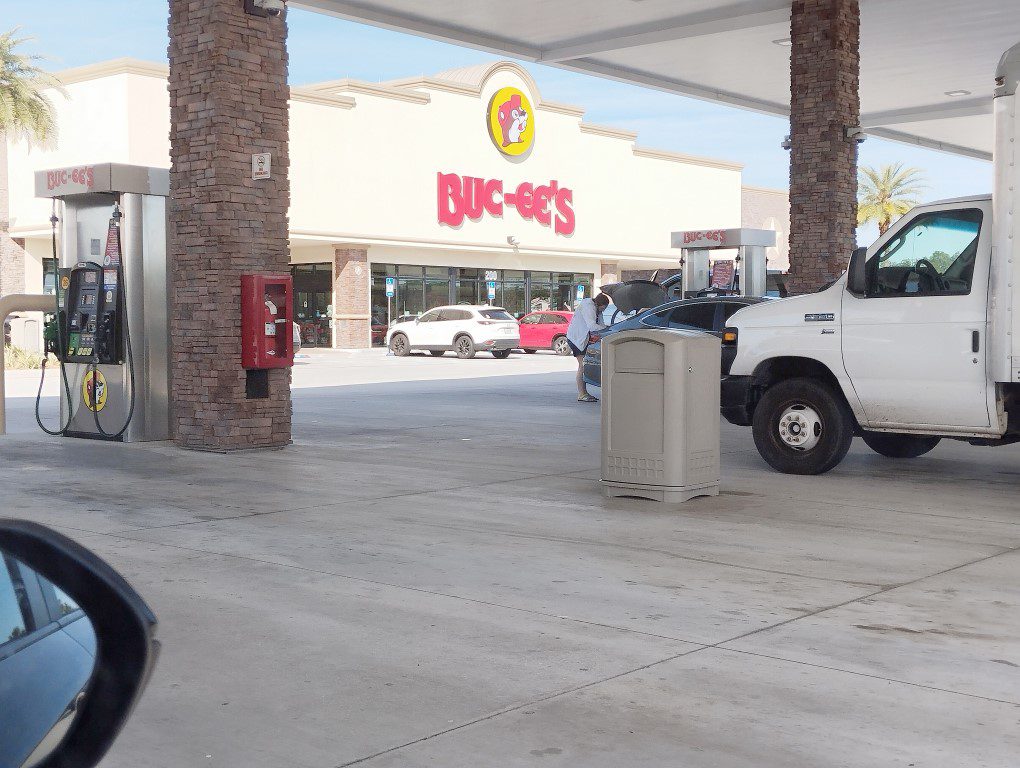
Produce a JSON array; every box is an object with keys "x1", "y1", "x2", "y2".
[
  {"x1": 387, "y1": 305, "x2": 520, "y2": 359},
  {"x1": 583, "y1": 296, "x2": 767, "y2": 387},
  {"x1": 517, "y1": 310, "x2": 573, "y2": 355}
]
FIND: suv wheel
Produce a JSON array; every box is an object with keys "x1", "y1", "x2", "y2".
[
  {"x1": 862, "y1": 432, "x2": 941, "y2": 458},
  {"x1": 491, "y1": 349, "x2": 511, "y2": 359},
  {"x1": 454, "y1": 335, "x2": 476, "y2": 359},
  {"x1": 552, "y1": 336, "x2": 571, "y2": 356},
  {"x1": 752, "y1": 378, "x2": 854, "y2": 475},
  {"x1": 429, "y1": 350, "x2": 445, "y2": 357},
  {"x1": 389, "y1": 333, "x2": 410, "y2": 357}
]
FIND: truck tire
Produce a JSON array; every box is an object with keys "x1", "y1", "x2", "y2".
[
  {"x1": 861, "y1": 432, "x2": 941, "y2": 458},
  {"x1": 752, "y1": 378, "x2": 854, "y2": 475}
]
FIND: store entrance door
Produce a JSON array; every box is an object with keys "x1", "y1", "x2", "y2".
[{"x1": 292, "y1": 263, "x2": 334, "y2": 348}]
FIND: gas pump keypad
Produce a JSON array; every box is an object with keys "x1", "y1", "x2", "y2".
[{"x1": 64, "y1": 263, "x2": 121, "y2": 363}]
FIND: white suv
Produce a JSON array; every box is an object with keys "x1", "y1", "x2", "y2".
[{"x1": 386, "y1": 305, "x2": 520, "y2": 359}]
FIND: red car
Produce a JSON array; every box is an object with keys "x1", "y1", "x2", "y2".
[{"x1": 517, "y1": 311, "x2": 573, "y2": 355}]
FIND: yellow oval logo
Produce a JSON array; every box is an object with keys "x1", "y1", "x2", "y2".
[
  {"x1": 486, "y1": 87, "x2": 534, "y2": 157},
  {"x1": 82, "y1": 370, "x2": 108, "y2": 412}
]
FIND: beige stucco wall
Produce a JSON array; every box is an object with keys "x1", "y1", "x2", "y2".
[
  {"x1": 7, "y1": 59, "x2": 744, "y2": 287},
  {"x1": 741, "y1": 185, "x2": 790, "y2": 272}
]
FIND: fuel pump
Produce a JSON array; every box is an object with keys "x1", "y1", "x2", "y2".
[
  {"x1": 36, "y1": 203, "x2": 136, "y2": 438},
  {"x1": 34, "y1": 163, "x2": 171, "y2": 443}
]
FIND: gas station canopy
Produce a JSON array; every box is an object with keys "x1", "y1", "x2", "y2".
[{"x1": 292, "y1": 0, "x2": 1019, "y2": 160}]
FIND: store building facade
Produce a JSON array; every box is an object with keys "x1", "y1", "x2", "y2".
[{"x1": 3, "y1": 58, "x2": 757, "y2": 349}]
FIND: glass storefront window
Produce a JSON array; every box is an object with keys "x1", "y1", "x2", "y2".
[
  {"x1": 398, "y1": 264, "x2": 423, "y2": 276},
  {"x1": 43, "y1": 258, "x2": 57, "y2": 294},
  {"x1": 529, "y1": 281, "x2": 551, "y2": 312},
  {"x1": 292, "y1": 263, "x2": 333, "y2": 347},
  {"x1": 455, "y1": 280, "x2": 476, "y2": 305},
  {"x1": 425, "y1": 278, "x2": 450, "y2": 310},
  {"x1": 502, "y1": 281, "x2": 526, "y2": 317},
  {"x1": 397, "y1": 278, "x2": 424, "y2": 317}
]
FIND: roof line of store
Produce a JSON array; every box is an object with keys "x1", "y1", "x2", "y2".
[
  {"x1": 290, "y1": 231, "x2": 684, "y2": 263},
  {"x1": 47, "y1": 57, "x2": 745, "y2": 175}
]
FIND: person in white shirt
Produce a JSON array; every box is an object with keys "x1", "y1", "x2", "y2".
[{"x1": 565, "y1": 293, "x2": 610, "y2": 402}]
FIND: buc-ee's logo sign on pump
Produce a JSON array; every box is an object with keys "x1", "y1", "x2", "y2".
[{"x1": 437, "y1": 85, "x2": 575, "y2": 235}]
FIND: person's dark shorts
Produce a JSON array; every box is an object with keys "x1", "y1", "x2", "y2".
[{"x1": 567, "y1": 339, "x2": 585, "y2": 357}]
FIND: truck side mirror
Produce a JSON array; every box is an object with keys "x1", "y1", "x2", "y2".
[{"x1": 846, "y1": 247, "x2": 868, "y2": 296}]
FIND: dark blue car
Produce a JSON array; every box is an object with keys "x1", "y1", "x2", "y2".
[{"x1": 582, "y1": 295, "x2": 766, "y2": 388}]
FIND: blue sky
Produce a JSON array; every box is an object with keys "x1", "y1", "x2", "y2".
[{"x1": 5, "y1": 1, "x2": 992, "y2": 242}]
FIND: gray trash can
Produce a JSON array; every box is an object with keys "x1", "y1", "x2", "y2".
[{"x1": 600, "y1": 329, "x2": 720, "y2": 502}]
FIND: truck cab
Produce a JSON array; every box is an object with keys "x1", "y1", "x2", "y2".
[{"x1": 720, "y1": 194, "x2": 1020, "y2": 474}]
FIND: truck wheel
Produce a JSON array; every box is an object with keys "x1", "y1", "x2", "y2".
[
  {"x1": 752, "y1": 378, "x2": 854, "y2": 475},
  {"x1": 861, "y1": 432, "x2": 940, "y2": 458},
  {"x1": 454, "y1": 335, "x2": 476, "y2": 359},
  {"x1": 389, "y1": 333, "x2": 410, "y2": 357}
]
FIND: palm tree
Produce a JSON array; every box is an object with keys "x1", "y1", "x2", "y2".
[
  {"x1": 0, "y1": 28, "x2": 62, "y2": 296},
  {"x1": 857, "y1": 163, "x2": 926, "y2": 236}
]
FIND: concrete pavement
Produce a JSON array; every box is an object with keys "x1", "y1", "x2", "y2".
[{"x1": 1, "y1": 350, "x2": 1018, "y2": 766}]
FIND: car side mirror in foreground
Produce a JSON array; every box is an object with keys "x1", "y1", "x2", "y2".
[
  {"x1": 0, "y1": 520, "x2": 158, "y2": 768},
  {"x1": 846, "y1": 246, "x2": 868, "y2": 295}
]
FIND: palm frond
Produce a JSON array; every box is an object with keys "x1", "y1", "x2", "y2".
[
  {"x1": 856, "y1": 162, "x2": 928, "y2": 231},
  {"x1": 0, "y1": 27, "x2": 63, "y2": 145}
]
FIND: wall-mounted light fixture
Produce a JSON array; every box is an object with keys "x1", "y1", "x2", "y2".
[
  {"x1": 507, "y1": 235, "x2": 520, "y2": 248},
  {"x1": 772, "y1": 37, "x2": 792, "y2": 46},
  {"x1": 944, "y1": 89, "x2": 972, "y2": 97}
]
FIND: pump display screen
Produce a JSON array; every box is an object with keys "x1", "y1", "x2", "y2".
[{"x1": 84, "y1": 272, "x2": 97, "y2": 284}]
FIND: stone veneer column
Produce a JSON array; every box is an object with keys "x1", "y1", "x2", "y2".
[
  {"x1": 168, "y1": 0, "x2": 291, "y2": 449},
  {"x1": 787, "y1": 0, "x2": 860, "y2": 294},
  {"x1": 0, "y1": 146, "x2": 26, "y2": 297},
  {"x1": 0, "y1": 237, "x2": 26, "y2": 297},
  {"x1": 333, "y1": 248, "x2": 370, "y2": 349},
  {"x1": 599, "y1": 261, "x2": 619, "y2": 290}
]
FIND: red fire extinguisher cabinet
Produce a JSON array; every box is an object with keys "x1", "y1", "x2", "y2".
[{"x1": 241, "y1": 274, "x2": 294, "y2": 369}]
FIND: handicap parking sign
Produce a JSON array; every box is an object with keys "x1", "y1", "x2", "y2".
[
  {"x1": 576, "y1": 284, "x2": 585, "y2": 301},
  {"x1": 385, "y1": 277, "x2": 395, "y2": 297},
  {"x1": 487, "y1": 280, "x2": 496, "y2": 300}
]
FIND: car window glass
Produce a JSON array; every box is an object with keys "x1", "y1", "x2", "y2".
[
  {"x1": 479, "y1": 309, "x2": 515, "y2": 321},
  {"x1": 52, "y1": 585, "x2": 80, "y2": 617},
  {"x1": 520, "y1": 314, "x2": 539, "y2": 325},
  {"x1": 669, "y1": 303, "x2": 717, "y2": 330},
  {"x1": 418, "y1": 310, "x2": 441, "y2": 323},
  {"x1": 722, "y1": 303, "x2": 748, "y2": 322},
  {"x1": 640, "y1": 307, "x2": 674, "y2": 328},
  {"x1": 545, "y1": 314, "x2": 566, "y2": 324},
  {"x1": 1, "y1": 555, "x2": 34, "y2": 645},
  {"x1": 867, "y1": 209, "x2": 982, "y2": 297}
]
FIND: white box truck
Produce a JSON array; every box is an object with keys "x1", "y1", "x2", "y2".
[{"x1": 720, "y1": 42, "x2": 1020, "y2": 475}]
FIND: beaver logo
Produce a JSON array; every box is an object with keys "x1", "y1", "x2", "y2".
[
  {"x1": 82, "y1": 370, "x2": 108, "y2": 412},
  {"x1": 486, "y1": 87, "x2": 534, "y2": 157}
]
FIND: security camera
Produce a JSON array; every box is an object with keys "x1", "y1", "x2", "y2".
[
  {"x1": 244, "y1": 0, "x2": 285, "y2": 17},
  {"x1": 780, "y1": 135, "x2": 792, "y2": 151},
  {"x1": 844, "y1": 125, "x2": 867, "y2": 144}
]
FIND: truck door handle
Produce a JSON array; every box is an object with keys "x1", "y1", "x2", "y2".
[{"x1": 972, "y1": 330, "x2": 980, "y2": 353}]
